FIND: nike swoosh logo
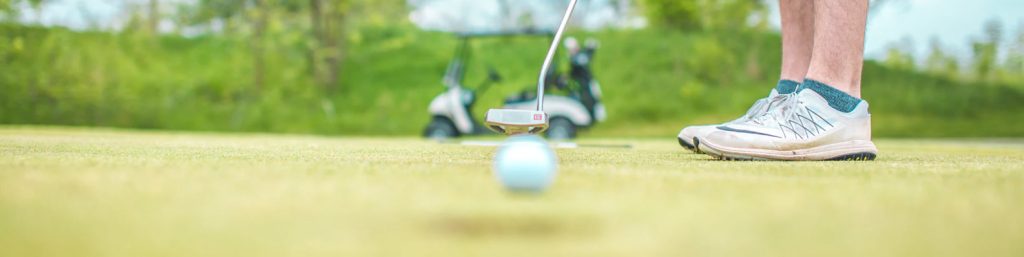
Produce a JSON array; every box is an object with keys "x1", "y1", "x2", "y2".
[{"x1": 716, "y1": 125, "x2": 782, "y2": 138}]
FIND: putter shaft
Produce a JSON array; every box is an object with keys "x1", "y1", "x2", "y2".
[{"x1": 537, "y1": 0, "x2": 579, "y2": 111}]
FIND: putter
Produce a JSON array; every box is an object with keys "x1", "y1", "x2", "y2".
[{"x1": 485, "y1": 0, "x2": 579, "y2": 136}]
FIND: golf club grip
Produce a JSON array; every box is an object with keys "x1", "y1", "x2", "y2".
[{"x1": 537, "y1": 0, "x2": 578, "y2": 112}]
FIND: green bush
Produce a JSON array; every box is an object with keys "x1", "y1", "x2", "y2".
[
  {"x1": 640, "y1": 0, "x2": 700, "y2": 30},
  {"x1": 639, "y1": 0, "x2": 768, "y2": 31}
]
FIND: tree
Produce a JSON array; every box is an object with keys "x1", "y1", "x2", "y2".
[
  {"x1": 250, "y1": 0, "x2": 269, "y2": 92},
  {"x1": 187, "y1": 0, "x2": 271, "y2": 93},
  {"x1": 149, "y1": 0, "x2": 160, "y2": 33},
  {"x1": 884, "y1": 36, "x2": 916, "y2": 71},
  {"x1": 191, "y1": 0, "x2": 247, "y2": 33},
  {"x1": 1005, "y1": 22, "x2": 1024, "y2": 80},
  {"x1": 640, "y1": 0, "x2": 765, "y2": 31},
  {"x1": 176, "y1": 0, "x2": 407, "y2": 94},
  {"x1": 1, "y1": 0, "x2": 48, "y2": 22},
  {"x1": 639, "y1": 0, "x2": 699, "y2": 30},
  {"x1": 307, "y1": 0, "x2": 406, "y2": 92},
  {"x1": 0, "y1": 0, "x2": 13, "y2": 17},
  {"x1": 308, "y1": 0, "x2": 346, "y2": 93},
  {"x1": 971, "y1": 19, "x2": 1002, "y2": 82},
  {"x1": 924, "y1": 37, "x2": 960, "y2": 80},
  {"x1": 702, "y1": 0, "x2": 767, "y2": 31}
]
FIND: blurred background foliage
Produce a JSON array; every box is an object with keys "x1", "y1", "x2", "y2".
[{"x1": 0, "y1": 0, "x2": 1022, "y2": 137}]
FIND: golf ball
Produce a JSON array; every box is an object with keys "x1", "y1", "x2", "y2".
[{"x1": 493, "y1": 135, "x2": 558, "y2": 192}]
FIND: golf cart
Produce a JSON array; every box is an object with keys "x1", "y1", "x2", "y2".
[{"x1": 423, "y1": 31, "x2": 606, "y2": 140}]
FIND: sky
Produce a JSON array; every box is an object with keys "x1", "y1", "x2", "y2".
[
  {"x1": 770, "y1": 0, "x2": 1024, "y2": 60},
  {"x1": 408, "y1": 0, "x2": 645, "y2": 32},
  {"x1": 14, "y1": 0, "x2": 1024, "y2": 62}
]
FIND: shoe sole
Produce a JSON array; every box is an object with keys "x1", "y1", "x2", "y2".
[
  {"x1": 697, "y1": 137, "x2": 877, "y2": 161},
  {"x1": 677, "y1": 136, "x2": 703, "y2": 153}
]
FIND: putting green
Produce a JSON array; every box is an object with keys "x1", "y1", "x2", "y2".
[{"x1": 1, "y1": 127, "x2": 1022, "y2": 257}]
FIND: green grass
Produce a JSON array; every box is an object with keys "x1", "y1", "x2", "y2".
[{"x1": 2, "y1": 126, "x2": 1023, "y2": 257}]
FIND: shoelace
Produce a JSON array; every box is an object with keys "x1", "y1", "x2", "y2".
[
  {"x1": 747, "y1": 93, "x2": 794, "y2": 124},
  {"x1": 747, "y1": 93, "x2": 833, "y2": 139},
  {"x1": 778, "y1": 95, "x2": 833, "y2": 139},
  {"x1": 740, "y1": 101, "x2": 768, "y2": 121}
]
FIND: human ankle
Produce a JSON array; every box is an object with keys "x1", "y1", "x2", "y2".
[
  {"x1": 775, "y1": 79, "x2": 800, "y2": 94},
  {"x1": 798, "y1": 79, "x2": 862, "y2": 113}
]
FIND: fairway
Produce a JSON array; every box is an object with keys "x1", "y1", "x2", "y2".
[{"x1": 1, "y1": 127, "x2": 1022, "y2": 257}]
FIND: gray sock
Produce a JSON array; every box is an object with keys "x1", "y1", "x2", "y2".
[
  {"x1": 798, "y1": 79, "x2": 862, "y2": 113},
  {"x1": 775, "y1": 80, "x2": 800, "y2": 94}
]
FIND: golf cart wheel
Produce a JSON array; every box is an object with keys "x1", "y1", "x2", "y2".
[
  {"x1": 546, "y1": 117, "x2": 577, "y2": 140},
  {"x1": 424, "y1": 117, "x2": 459, "y2": 139}
]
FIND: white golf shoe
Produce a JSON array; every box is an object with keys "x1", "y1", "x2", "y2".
[
  {"x1": 677, "y1": 89, "x2": 787, "y2": 152},
  {"x1": 696, "y1": 88, "x2": 878, "y2": 161}
]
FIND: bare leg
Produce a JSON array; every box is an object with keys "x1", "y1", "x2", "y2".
[
  {"x1": 804, "y1": 0, "x2": 869, "y2": 97},
  {"x1": 779, "y1": 0, "x2": 815, "y2": 82}
]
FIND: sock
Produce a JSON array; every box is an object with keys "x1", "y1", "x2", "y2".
[
  {"x1": 798, "y1": 79, "x2": 862, "y2": 113},
  {"x1": 775, "y1": 79, "x2": 800, "y2": 94}
]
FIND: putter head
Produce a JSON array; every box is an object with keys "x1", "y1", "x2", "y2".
[{"x1": 485, "y1": 109, "x2": 549, "y2": 135}]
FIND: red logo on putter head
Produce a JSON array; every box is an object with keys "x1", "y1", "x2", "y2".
[{"x1": 533, "y1": 114, "x2": 543, "y2": 120}]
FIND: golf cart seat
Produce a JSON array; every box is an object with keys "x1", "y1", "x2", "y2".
[
  {"x1": 504, "y1": 90, "x2": 536, "y2": 105},
  {"x1": 504, "y1": 72, "x2": 571, "y2": 105}
]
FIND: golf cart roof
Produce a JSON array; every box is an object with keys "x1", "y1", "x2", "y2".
[{"x1": 454, "y1": 29, "x2": 555, "y2": 38}]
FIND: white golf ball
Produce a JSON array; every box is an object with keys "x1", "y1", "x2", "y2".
[{"x1": 493, "y1": 135, "x2": 558, "y2": 192}]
